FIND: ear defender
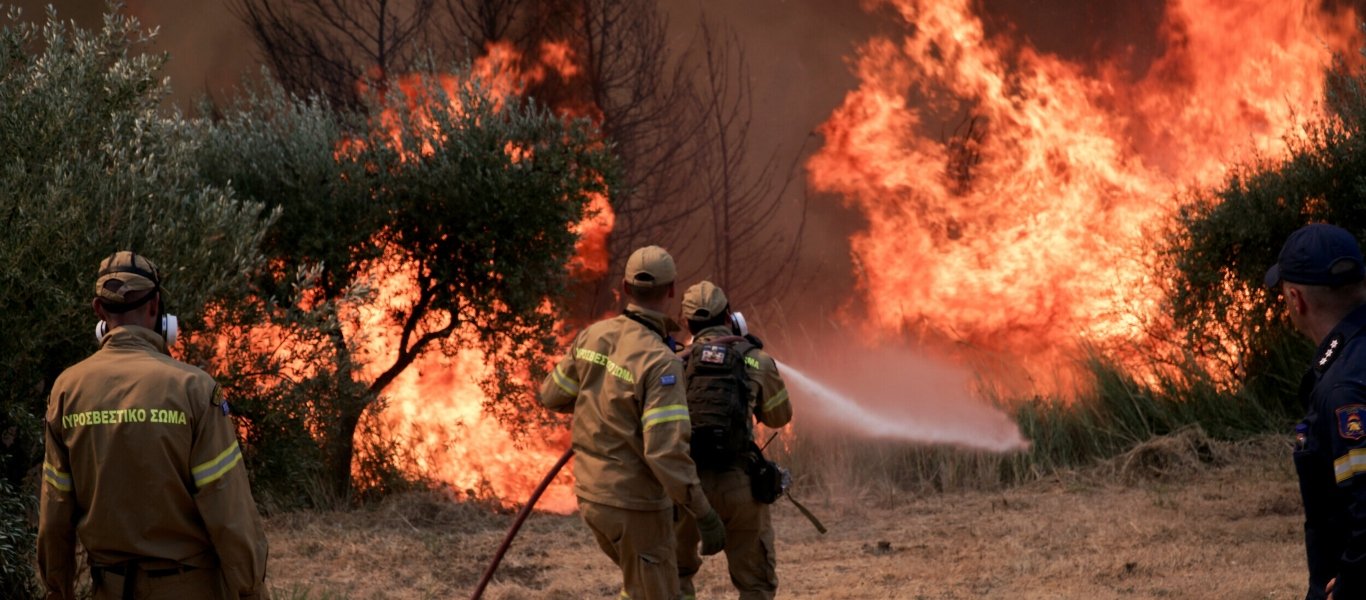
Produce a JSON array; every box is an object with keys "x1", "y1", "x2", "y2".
[
  {"x1": 160, "y1": 313, "x2": 178, "y2": 346},
  {"x1": 731, "y1": 311, "x2": 749, "y2": 337},
  {"x1": 93, "y1": 251, "x2": 179, "y2": 346}
]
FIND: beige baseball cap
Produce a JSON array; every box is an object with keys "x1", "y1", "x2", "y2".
[
  {"x1": 624, "y1": 245, "x2": 676, "y2": 288},
  {"x1": 682, "y1": 280, "x2": 728, "y2": 320},
  {"x1": 95, "y1": 251, "x2": 161, "y2": 304}
]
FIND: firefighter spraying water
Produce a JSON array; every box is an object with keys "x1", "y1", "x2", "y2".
[
  {"x1": 472, "y1": 276, "x2": 1028, "y2": 598},
  {"x1": 532, "y1": 246, "x2": 722, "y2": 600}
]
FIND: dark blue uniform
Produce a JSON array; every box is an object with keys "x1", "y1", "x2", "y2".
[{"x1": 1295, "y1": 303, "x2": 1366, "y2": 600}]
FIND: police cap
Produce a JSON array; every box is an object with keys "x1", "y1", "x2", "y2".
[{"x1": 1265, "y1": 224, "x2": 1366, "y2": 289}]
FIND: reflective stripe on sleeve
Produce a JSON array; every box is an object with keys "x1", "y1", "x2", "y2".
[
  {"x1": 641, "y1": 405, "x2": 689, "y2": 430},
  {"x1": 43, "y1": 461, "x2": 72, "y2": 492},
  {"x1": 552, "y1": 366, "x2": 580, "y2": 397},
  {"x1": 192, "y1": 441, "x2": 243, "y2": 489},
  {"x1": 1335, "y1": 448, "x2": 1366, "y2": 484},
  {"x1": 762, "y1": 389, "x2": 790, "y2": 413}
]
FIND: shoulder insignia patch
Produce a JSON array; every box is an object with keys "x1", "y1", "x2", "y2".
[
  {"x1": 660, "y1": 374, "x2": 677, "y2": 386},
  {"x1": 210, "y1": 388, "x2": 230, "y2": 416},
  {"x1": 699, "y1": 344, "x2": 728, "y2": 365},
  {"x1": 1338, "y1": 404, "x2": 1366, "y2": 440}
]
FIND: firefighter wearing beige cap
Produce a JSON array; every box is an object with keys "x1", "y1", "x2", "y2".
[
  {"x1": 38, "y1": 251, "x2": 270, "y2": 600},
  {"x1": 539, "y1": 246, "x2": 725, "y2": 600},
  {"x1": 674, "y1": 280, "x2": 791, "y2": 600}
]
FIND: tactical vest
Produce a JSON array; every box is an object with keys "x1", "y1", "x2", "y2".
[{"x1": 685, "y1": 338, "x2": 754, "y2": 470}]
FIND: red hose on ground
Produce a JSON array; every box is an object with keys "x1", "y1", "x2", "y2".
[{"x1": 469, "y1": 446, "x2": 575, "y2": 600}]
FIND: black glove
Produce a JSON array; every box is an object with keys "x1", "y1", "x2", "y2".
[{"x1": 697, "y1": 509, "x2": 726, "y2": 556}]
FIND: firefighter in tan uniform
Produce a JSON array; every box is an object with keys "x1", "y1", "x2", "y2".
[
  {"x1": 38, "y1": 251, "x2": 270, "y2": 600},
  {"x1": 539, "y1": 246, "x2": 725, "y2": 600},
  {"x1": 674, "y1": 281, "x2": 792, "y2": 600}
]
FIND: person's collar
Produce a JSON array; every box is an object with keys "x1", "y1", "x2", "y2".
[
  {"x1": 1313, "y1": 302, "x2": 1366, "y2": 371},
  {"x1": 691, "y1": 325, "x2": 733, "y2": 342},
  {"x1": 625, "y1": 303, "x2": 677, "y2": 333},
  {"x1": 102, "y1": 324, "x2": 168, "y2": 354}
]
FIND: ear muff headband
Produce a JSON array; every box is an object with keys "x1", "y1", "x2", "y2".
[
  {"x1": 98, "y1": 290, "x2": 158, "y2": 314},
  {"x1": 96, "y1": 252, "x2": 163, "y2": 319}
]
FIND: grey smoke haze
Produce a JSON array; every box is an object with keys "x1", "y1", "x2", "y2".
[{"x1": 11, "y1": 0, "x2": 259, "y2": 109}]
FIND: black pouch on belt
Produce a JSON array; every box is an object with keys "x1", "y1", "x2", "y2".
[{"x1": 745, "y1": 449, "x2": 783, "y2": 504}]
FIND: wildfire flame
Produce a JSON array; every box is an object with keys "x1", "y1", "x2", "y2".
[
  {"x1": 807, "y1": 0, "x2": 1361, "y2": 391},
  {"x1": 349, "y1": 256, "x2": 577, "y2": 512}
]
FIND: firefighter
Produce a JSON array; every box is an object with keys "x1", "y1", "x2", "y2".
[
  {"x1": 1265, "y1": 224, "x2": 1366, "y2": 600},
  {"x1": 674, "y1": 281, "x2": 792, "y2": 600},
  {"x1": 38, "y1": 251, "x2": 270, "y2": 600},
  {"x1": 538, "y1": 246, "x2": 725, "y2": 600}
]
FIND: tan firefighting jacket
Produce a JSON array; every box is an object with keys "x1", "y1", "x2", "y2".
[
  {"x1": 692, "y1": 326, "x2": 793, "y2": 433},
  {"x1": 539, "y1": 304, "x2": 712, "y2": 516},
  {"x1": 38, "y1": 326, "x2": 269, "y2": 600}
]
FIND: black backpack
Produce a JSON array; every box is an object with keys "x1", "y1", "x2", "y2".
[{"x1": 684, "y1": 338, "x2": 754, "y2": 470}]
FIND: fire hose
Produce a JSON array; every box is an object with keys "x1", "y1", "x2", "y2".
[
  {"x1": 785, "y1": 493, "x2": 827, "y2": 535},
  {"x1": 469, "y1": 446, "x2": 574, "y2": 600}
]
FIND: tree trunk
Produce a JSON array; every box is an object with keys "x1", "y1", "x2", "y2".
[{"x1": 326, "y1": 409, "x2": 363, "y2": 500}]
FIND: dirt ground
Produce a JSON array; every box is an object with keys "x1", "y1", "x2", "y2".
[{"x1": 266, "y1": 434, "x2": 1310, "y2": 599}]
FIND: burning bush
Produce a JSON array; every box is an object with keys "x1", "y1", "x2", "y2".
[
  {"x1": 1165, "y1": 57, "x2": 1366, "y2": 410},
  {"x1": 185, "y1": 68, "x2": 617, "y2": 506}
]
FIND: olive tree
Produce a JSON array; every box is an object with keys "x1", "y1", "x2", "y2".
[
  {"x1": 191, "y1": 73, "x2": 617, "y2": 501},
  {"x1": 0, "y1": 5, "x2": 272, "y2": 596}
]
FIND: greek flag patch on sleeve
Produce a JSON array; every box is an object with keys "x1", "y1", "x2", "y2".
[{"x1": 660, "y1": 374, "x2": 677, "y2": 386}]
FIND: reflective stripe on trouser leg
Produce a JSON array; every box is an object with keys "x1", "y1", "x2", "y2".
[{"x1": 579, "y1": 498, "x2": 679, "y2": 600}]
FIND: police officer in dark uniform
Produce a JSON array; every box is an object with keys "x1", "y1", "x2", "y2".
[{"x1": 1266, "y1": 224, "x2": 1366, "y2": 600}]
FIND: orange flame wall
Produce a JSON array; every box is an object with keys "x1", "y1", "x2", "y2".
[
  {"x1": 808, "y1": 0, "x2": 1360, "y2": 388},
  {"x1": 351, "y1": 256, "x2": 576, "y2": 512}
]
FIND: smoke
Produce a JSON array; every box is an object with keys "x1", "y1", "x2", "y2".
[
  {"x1": 777, "y1": 345, "x2": 1029, "y2": 453},
  {"x1": 10, "y1": 0, "x2": 259, "y2": 111}
]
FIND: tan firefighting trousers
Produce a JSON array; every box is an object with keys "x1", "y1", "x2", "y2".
[
  {"x1": 93, "y1": 565, "x2": 230, "y2": 600},
  {"x1": 675, "y1": 468, "x2": 777, "y2": 600},
  {"x1": 579, "y1": 498, "x2": 679, "y2": 600}
]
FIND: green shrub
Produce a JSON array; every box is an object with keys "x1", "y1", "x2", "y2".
[
  {"x1": 1163, "y1": 57, "x2": 1366, "y2": 407},
  {"x1": 0, "y1": 478, "x2": 38, "y2": 599},
  {"x1": 0, "y1": 5, "x2": 271, "y2": 592}
]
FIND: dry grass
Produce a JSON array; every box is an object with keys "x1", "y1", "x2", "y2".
[{"x1": 266, "y1": 434, "x2": 1306, "y2": 599}]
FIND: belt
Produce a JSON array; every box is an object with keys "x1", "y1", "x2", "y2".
[
  {"x1": 93, "y1": 562, "x2": 198, "y2": 600},
  {"x1": 96, "y1": 563, "x2": 196, "y2": 578}
]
